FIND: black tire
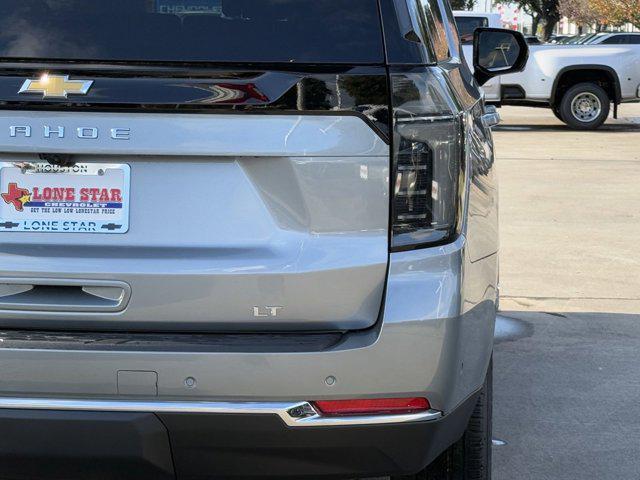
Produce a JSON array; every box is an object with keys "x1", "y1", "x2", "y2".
[
  {"x1": 392, "y1": 358, "x2": 493, "y2": 480},
  {"x1": 559, "y1": 82, "x2": 610, "y2": 130}
]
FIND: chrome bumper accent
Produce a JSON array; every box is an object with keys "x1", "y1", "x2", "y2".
[
  {"x1": 0, "y1": 397, "x2": 442, "y2": 427},
  {"x1": 481, "y1": 105, "x2": 501, "y2": 128}
]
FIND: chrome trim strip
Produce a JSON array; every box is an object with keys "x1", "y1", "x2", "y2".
[
  {"x1": 288, "y1": 409, "x2": 443, "y2": 426},
  {"x1": 0, "y1": 397, "x2": 442, "y2": 427},
  {"x1": 396, "y1": 115, "x2": 457, "y2": 123}
]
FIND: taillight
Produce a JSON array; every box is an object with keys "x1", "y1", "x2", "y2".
[
  {"x1": 313, "y1": 397, "x2": 430, "y2": 416},
  {"x1": 391, "y1": 69, "x2": 464, "y2": 251}
]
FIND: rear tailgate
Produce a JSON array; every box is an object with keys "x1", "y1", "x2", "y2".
[
  {"x1": 0, "y1": 111, "x2": 389, "y2": 331},
  {"x1": 0, "y1": 0, "x2": 391, "y2": 332}
]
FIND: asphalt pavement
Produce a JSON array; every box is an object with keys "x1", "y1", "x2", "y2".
[
  {"x1": 492, "y1": 105, "x2": 640, "y2": 479},
  {"x1": 494, "y1": 311, "x2": 640, "y2": 479},
  {"x1": 495, "y1": 103, "x2": 640, "y2": 314}
]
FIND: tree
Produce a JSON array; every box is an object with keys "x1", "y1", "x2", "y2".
[
  {"x1": 632, "y1": 1, "x2": 640, "y2": 28},
  {"x1": 630, "y1": 0, "x2": 640, "y2": 28},
  {"x1": 531, "y1": 12, "x2": 542, "y2": 34},
  {"x1": 449, "y1": 0, "x2": 476, "y2": 10},
  {"x1": 559, "y1": 0, "x2": 640, "y2": 31},
  {"x1": 558, "y1": 0, "x2": 599, "y2": 27},
  {"x1": 516, "y1": 0, "x2": 561, "y2": 39},
  {"x1": 591, "y1": 0, "x2": 640, "y2": 28}
]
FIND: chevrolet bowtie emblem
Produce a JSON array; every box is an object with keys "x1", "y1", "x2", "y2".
[{"x1": 18, "y1": 74, "x2": 93, "y2": 99}]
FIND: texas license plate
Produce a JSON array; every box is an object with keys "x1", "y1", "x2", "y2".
[{"x1": 0, "y1": 162, "x2": 130, "y2": 234}]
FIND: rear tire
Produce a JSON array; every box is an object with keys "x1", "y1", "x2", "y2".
[
  {"x1": 392, "y1": 358, "x2": 493, "y2": 480},
  {"x1": 559, "y1": 82, "x2": 610, "y2": 130}
]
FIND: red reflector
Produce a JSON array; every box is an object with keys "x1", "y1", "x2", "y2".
[{"x1": 313, "y1": 397, "x2": 430, "y2": 416}]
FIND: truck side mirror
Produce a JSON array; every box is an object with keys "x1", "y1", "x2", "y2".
[{"x1": 473, "y1": 28, "x2": 529, "y2": 86}]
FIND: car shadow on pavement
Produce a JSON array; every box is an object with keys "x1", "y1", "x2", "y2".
[{"x1": 493, "y1": 311, "x2": 640, "y2": 480}]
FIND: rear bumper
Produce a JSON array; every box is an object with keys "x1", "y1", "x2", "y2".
[
  {"x1": 0, "y1": 391, "x2": 479, "y2": 479},
  {"x1": 0, "y1": 236, "x2": 497, "y2": 476},
  {"x1": 0, "y1": 397, "x2": 443, "y2": 427},
  {"x1": 0, "y1": 237, "x2": 496, "y2": 411}
]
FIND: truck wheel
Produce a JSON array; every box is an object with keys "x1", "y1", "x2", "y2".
[
  {"x1": 559, "y1": 83, "x2": 610, "y2": 129},
  {"x1": 392, "y1": 358, "x2": 493, "y2": 480}
]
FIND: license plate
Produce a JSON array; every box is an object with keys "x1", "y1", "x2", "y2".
[{"x1": 0, "y1": 162, "x2": 130, "y2": 234}]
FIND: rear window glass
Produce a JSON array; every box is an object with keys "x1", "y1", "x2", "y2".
[
  {"x1": 454, "y1": 16, "x2": 488, "y2": 44},
  {"x1": 0, "y1": 0, "x2": 384, "y2": 64},
  {"x1": 602, "y1": 35, "x2": 640, "y2": 45}
]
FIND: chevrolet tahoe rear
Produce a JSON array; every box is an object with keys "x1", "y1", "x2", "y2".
[{"x1": 0, "y1": 1, "x2": 528, "y2": 478}]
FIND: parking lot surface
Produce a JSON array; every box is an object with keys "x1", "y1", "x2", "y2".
[
  {"x1": 495, "y1": 104, "x2": 640, "y2": 314},
  {"x1": 494, "y1": 311, "x2": 640, "y2": 479},
  {"x1": 492, "y1": 105, "x2": 640, "y2": 479}
]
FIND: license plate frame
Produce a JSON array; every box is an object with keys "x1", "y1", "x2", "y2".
[{"x1": 0, "y1": 162, "x2": 130, "y2": 234}]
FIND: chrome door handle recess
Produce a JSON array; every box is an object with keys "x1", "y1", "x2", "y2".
[
  {"x1": 0, "y1": 279, "x2": 130, "y2": 313},
  {"x1": 481, "y1": 105, "x2": 501, "y2": 128}
]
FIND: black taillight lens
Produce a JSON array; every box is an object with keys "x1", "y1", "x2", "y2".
[{"x1": 391, "y1": 69, "x2": 464, "y2": 250}]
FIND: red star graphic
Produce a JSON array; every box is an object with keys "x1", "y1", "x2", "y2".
[{"x1": 1, "y1": 183, "x2": 30, "y2": 212}]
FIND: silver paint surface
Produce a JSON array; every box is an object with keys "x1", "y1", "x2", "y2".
[
  {"x1": 0, "y1": 100, "x2": 497, "y2": 414},
  {"x1": 0, "y1": 114, "x2": 389, "y2": 330}
]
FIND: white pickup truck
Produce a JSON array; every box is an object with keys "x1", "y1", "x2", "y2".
[{"x1": 455, "y1": 12, "x2": 640, "y2": 129}]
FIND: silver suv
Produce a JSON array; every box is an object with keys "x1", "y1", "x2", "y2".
[{"x1": 0, "y1": 1, "x2": 527, "y2": 478}]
